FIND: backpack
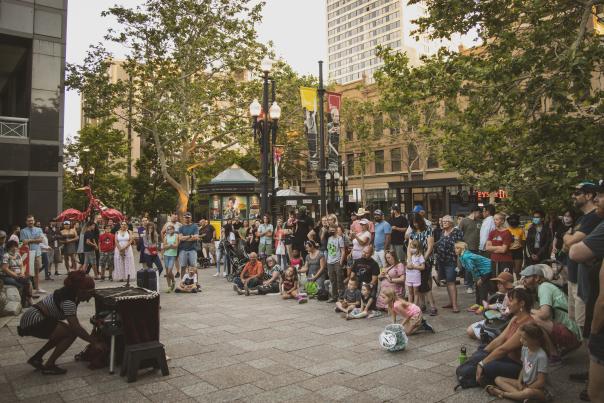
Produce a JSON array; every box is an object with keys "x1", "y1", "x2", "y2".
[
  {"x1": 316, "y1": 288, "x2": 329, "y2": 301},
  {"x1": 304, "y1": 281, "x2": 318, "y2": 296},
  {"x1": 454, "y1": 359, "x2": 480, "y2": 390}
]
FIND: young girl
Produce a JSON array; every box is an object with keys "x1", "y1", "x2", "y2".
[
  {"x1": 381, "y1": 289, "x2": 434, "y2": 335},
  {"x1": 487, "y1": 323, "x2": 551, "y2": 402},
  {"x1": 466, "y1": 272, "x2": 513, "y2": 339},
  {"x1": 406, "y1": 240, "x2": 424, "y2": 305},
  {"x1": 289, "y1": 249, "x2": 303, "y2": 272},
  {"x1": 162, "y1": 224, "x2": 179, "y2": 292},
  {"x1": 347, "y1": 283, "x2": 376, "y2": 320},
  {"x1": 281, "y1": 266, "x2": 299, "y2": 300}
]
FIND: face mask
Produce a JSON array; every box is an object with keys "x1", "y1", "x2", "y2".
[
  {"x1": 409, "y1": 248, "x2": 417, "y2": 254},
  {"x1": 563, "y1": 216, "x2": 573, "y2": 225},
  {"x1": 532, "y1": 218, "x2": 541, "y2": 225}
]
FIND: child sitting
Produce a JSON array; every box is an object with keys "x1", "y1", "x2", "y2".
[
  {"x1": 347, "y1": 283, "x2": 377, "y2": 320},
  {"x1": 467, "y1": 272, "x2": 513, "y2": 339},
  {"x1": 487, "y1": 323, "x2": 552, "y2": 402},
  {"x1": 289, "y1": 250, "x2": 303, "y2": 272},
  {"x1": 335, "y1": 279, "x2": 361, "y2": 314},
  {"x1": 281, "y1": 266, "x2": 300, "y2": 301},
  {"x1": 175, "y1": 267, "x2": 199, "y2": 293},
  {"x1": 406, "y1": 240, "x2": 424, "y2": 305},
  {"x1": 382, "y1": 289, "x2": 434, "y2": 335}
]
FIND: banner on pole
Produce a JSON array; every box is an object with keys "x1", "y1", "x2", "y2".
[
  {"x1": 273, "y1": 145, "x2": 284, "y2": 189},
  {"x1": 300, "y1": 87, "x2": 319, "y2": 170},
  {"x1": 326, "y1": 92, "x2": 342, "y2": 172}
]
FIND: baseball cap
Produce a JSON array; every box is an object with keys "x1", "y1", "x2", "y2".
[
  {"x1": 572, "y1": 181, "x2": 597, "y2": 193},
  {"x1": 412, "y1": 205, "x2": 424, "y2": 213},
  {"x1": 63, "y1": 220, "x2": 71, "y2": 225},
  {"x1": 520, "y1": 265, "x2": 544, "y2": 278},
  {"x1": 390, "y1": 204, "x2": 400, "y2": 212},
  {"x1": 359, "y1": 218, "x2": 369, "y2": 225},
  {"x1": 373, "y1": 209, "x2": 383, "y2": 216},
  {"x1": 490, "y1": 272, "x2": 514, "y2": 288},
  {"x1": 183, "y1": 212, "x2": 192, "y2": 217}
]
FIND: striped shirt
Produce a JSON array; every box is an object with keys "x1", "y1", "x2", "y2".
[{"x1": 19, "y1": 293, "x2": 77, "y2": 329}]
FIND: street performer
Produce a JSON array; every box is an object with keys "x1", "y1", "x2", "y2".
[{"x1": 17, "y1": 271, "x2": 103, "y2": 375}]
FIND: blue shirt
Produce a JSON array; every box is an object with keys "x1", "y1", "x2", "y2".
[
  {"x1": 20, "y1": 226, "x2": 43, "y2": 253},
  {"x1": 373, "y1": 220, "x2": 392, "y2": 251},
  {"x1": 178, "y1": 224, "x2": 199, "y2": 251},
  {"x1": 458, "y1": 250, "x2": 492, "y2": 279}
]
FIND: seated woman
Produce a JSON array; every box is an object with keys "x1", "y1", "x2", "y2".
[
  {"x1": 175, "y1": 266, "x2": 199, "y2": 293},
  {"x1": 17, "y1": 271, "x2": 103, "y2": 375},
  {"x1": 257, "y1": 256, "x2": 282, "y2": 295},
  {"x1": 376, "y1": 251, "x2": 405, "y2": 310},
  {"x1": 1, "y1": 240, "x2": 33, "y2": 308},
  {"x1": 467, "y1": 288, "x2": 534, "y2": 385}
]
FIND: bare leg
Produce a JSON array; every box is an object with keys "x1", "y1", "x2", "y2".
[
  {"x1": 447, "y1": 282, "x2": 458, "y2": 310},
  {"x1": 589, "y1": 359, "x2": 604, "y2": 403}
]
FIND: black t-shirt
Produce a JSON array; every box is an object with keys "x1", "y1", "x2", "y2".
[
  {"x1": 83, "y1": 230, "x2": 96, "y2": 252},
  {"x1": 314, "y1": 225, "x2": 329, "y2": 251},
  {"x1": 294, "y1": 214, "x2": 314, "y2": 247},
  {"x1": 389, "y1": 215, "x2": 409, "y2": 245},
  {"x1": 200, "y1": 225, "x2": 215, "y2": 243},
  {"x1": 568, "y1": 210, "x2": 603, "y2": 283},
  {"x1": 351, "y1": 257, "x2": 380, "y2": 287}
]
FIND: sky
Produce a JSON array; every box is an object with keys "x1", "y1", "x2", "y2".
[{"x1": 64, "y1": 0, "x2": 327, "y2": 140}]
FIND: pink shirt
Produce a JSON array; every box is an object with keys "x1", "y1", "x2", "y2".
[{"x1": 393, "y1": 300, "x2": 421, "y2": 318}]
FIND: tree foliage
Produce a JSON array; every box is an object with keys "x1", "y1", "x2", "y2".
[{"x1": 378, "y1": 0, "x2": 604, "y2": 212}]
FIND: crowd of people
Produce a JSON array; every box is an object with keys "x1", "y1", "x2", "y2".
[{"x1": 1, "y1": 180, "x2": 603, "y2": 403}]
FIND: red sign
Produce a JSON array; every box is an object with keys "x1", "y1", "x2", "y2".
[
  {"x1": 475, "y1": 189, "x2": 508, "y2": 199},
  {"x1": 326, "y1": 92, "x2": 341, "y2": 112}
]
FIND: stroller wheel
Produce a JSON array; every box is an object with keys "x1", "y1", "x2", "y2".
[{"x1": 226, "y1": 273, "x2": 234, "y2": 282}]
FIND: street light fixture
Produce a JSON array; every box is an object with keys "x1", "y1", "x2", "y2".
[
  {"x1": 260, "y1": 57, "x2": 273, "y2": 74},
  {"x1": 249, "y1": 98, "x2": 261, "y2": 117},
  {"x1": 269, "y1": 101, "x2": 281, "y2": 120}
]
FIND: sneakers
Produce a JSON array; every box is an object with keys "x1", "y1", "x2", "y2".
[
  {"x1": 41, "y1": 365, "x2": 67, "y2": 375},
  {"x1": 175, "y1": 272, "x2": 180, "y2": 278},
  {"x1": 222, "y1": 272, "x2": 227, "y2": 277},
  {"x1": 233, "y1": 284, "x2": 244, "y2": 295},
  {"x1": 213, "y1": 272, "x2": 220, "y2": 277},
  {"x1": 422, "y1": 319, "x2": 435, "y2": 333},
  {"x1": 474, "y1": 306, "x2": 485, "y2": 315},
  {"x1": 466, "y1": 287, "x2": 474, "y2": 294},
  {"x1": 429, "y1": 307, "x2": 438, "y2": 316},
  {"x1": 244, "y1": 284, "x2": 250, "y2": 296}
]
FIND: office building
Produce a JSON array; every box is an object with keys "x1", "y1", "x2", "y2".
[{"x1": 0, "y1": 0, "x2": 67, "y2": 229}]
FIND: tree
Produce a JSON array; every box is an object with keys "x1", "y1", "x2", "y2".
[
  {"x1": 377, "y1": 0, "x2": 604, "y2": 212},
  {"x1": 63, "y1": 119, "x2": 131, "y2": 214},
  {"x1": 67, "y1": 0, "x2": 268, "y2": 215}
]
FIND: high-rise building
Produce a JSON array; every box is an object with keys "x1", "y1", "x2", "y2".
[
  {"x1": 327, "y1": 0, "x2": 460, "y2": 84},
  {"x1": 0, "y1": 0, "x2": 67, "y2": 229}
]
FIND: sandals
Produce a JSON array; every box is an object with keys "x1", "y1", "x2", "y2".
[
  {"x1": 41, "y1": 365, "x2": 67, "y2": 375},
  {"x1": 485, "y1": 385, "x2": 504, "y2": 398}
]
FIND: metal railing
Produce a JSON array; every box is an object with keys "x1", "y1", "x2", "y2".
[{"x1": 0, "y1": 116, "x2": 28, "y2": 138}]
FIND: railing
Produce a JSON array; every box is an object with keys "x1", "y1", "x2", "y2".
[{"x1": 0, "y1": 116, "x2": 28, "y2": 138}]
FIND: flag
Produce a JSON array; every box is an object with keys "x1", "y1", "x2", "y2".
[
  {"x1": 273, "y1": 145, "x2": 284, "y2": 189},
  {"x1": 326, "y1": 92, "x2": 342, "y2": 172},
  {"x1": 300, "y1": 87, "x2": 319, "y2": 170}
]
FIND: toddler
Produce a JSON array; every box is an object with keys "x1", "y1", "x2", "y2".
[
  {"x1": 281, "y1": 266, "x2": 300, "y2": 301},
  {"x1": 289, "y1": 250, "x2": 303, "y2": 271},
  {"x1": 175, "y1": 266, "x2": 199, "y2": 293},
  {"x1": 335, "y1": 279, "x2": 361, "y2": 314},
  {"x1": 406, "y1": 240, "x2": 424, "y2": 304},
  {"x1": 382, "y1": 289, "x2": 434, "y2": 335},
  {"x1": 347, "y1": 283, "x2": 376, "y2": 320}
]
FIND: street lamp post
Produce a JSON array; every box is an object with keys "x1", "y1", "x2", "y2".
[
  {"x1": 249, "y1": 58, "x2": 281, "y2": 217},
  {"x1": 341, "y1": 161, "x2": 349, "y2": 220},
  {"x1": 317, "y1": 61, "x2": 327, "y2": 218},
  {"x1": 325, "y1": 171, "x2": 340, "y2": 215}
]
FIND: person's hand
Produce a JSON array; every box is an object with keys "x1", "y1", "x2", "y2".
[
  {"x1": 476, "y1": 279, "x2": 482, "y2": 287},
  {"x1": 476, "y1": 364, "x2": 483, "y2": 383}
]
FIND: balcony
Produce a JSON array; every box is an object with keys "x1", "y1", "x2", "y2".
[{"x1": 0, "y1": 116, "x2": 28, "y2": 138}]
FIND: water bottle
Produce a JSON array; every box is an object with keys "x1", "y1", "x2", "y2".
[{"x1": 458, "y1": 345, "x2": 467, "y2": 364}]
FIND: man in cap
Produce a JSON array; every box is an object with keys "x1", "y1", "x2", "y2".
[
  {"x1": 372, "y1": 210, "x2": 391, "y2": 268},
  {"x1": 522, "y1": 265, "x2": 582, "y2": 358},
  {"x1": 569, "y1": 179, "x2": 604, "y2": 402},
  {"x1": 178, "y1": 212, "x2": 199, "y2": 277},
  {"x1": 389, "y1": 205, "x2": 409, "y2": 262}
]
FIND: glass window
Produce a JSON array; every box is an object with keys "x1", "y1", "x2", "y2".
[
  {"x1": 374, "y1": 150, "x2": 384, "y2": 173},
  {"x1": 346, "y1": 153, "x2": 355, "y2": 176},
  {"x1": 390, "y1": 147, "x2": 401, "y2": 172},
  {"x1": 427, "y1": 153, "x2": 439, "y2": 169}
]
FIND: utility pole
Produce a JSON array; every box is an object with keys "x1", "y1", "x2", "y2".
[{"x1": 318, "y1": 61, "x2": 326, "y2": 217}]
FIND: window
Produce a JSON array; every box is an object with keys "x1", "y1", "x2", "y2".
[
  {"x1": 427, "y1": 153, "x2": 439, "y2": 169},
  {"x1": 346, "y1": 153, "x2": 354, "y2": 176},
  {"x1": 407, "y1": 144, "x2": 419, "y2": 170},
  {"x1": 346, "y1": 129, "x2": 353, "y2": 141},
  {"x1": 373, "y1": 113, "x2": 383, "y2": 137},
  {"x1": 374, "y1": 150, "x2": 384, "y2": 174},
  {"x1": 390, "y1": 148, "x2": 401, "y2": 172}
]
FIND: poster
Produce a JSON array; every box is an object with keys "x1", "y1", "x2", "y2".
[
  {"x1": 300, "y1": 86, "x2": 319, "y2": 171},
  {"x1": 210, "y1": 195, "x2": 221, "y2": 220},
  {"x1": 249, "y1": 195, "x2": 260, "y2": 220},
  {"x1": 326, "y1": 92, "x2": 341, "y2": 172},
  {"x1": 210, "y1": 220, "x2": 222, "y2": 240},
  {"x1": 222, "y1": 195, "x2": 247, "y2": 220}
]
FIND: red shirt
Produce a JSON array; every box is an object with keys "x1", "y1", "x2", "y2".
[
  {"x1": 242, "y1": 260, "x2": 264, "y2": 279},
  {"x1": 99, "y1": 233, "x2": 115, "y2": 253},
  {"x1": 488, "y1": 228, "x2": 513, "y2": 262}
]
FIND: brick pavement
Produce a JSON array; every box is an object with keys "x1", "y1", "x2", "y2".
[{"x1": 0, "y1": 268, "x2": 587, "y2": 402}]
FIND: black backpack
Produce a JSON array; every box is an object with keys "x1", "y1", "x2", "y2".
[
  {"x1": 316, "y1": 288, "x2": 329, "y2": 301},
  {"x1": 454, "y1": 359, "x2": 480, "y2": 390}
]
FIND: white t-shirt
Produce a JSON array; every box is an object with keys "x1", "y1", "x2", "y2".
[
  {"x1": 351, "y1": 230, "x2": 371, "y2": 260},
  {"x1": 182, "y1": 272, "x2": 197, "y2": 285}
]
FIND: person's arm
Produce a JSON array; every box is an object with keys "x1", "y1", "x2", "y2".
[
  {"x1": 526, "y1": 372, "x2": 547, "y2": 390},
  {"x1": 312, "y1": 255, "x2": 327, "y2": 281},
  {"x1": 240, "y1": 265, "x2": 248, "y2": 281},
  {"x1": 477, "y1": 322, "x2": 522, "y2": 381},
  {"x1": 363, "y1": 297, "x2": 374, "y2": 313},
  {"x1": 358, "y1": 233, "x2": 370, "y2": 246},
  {"x1": 425, "y1": 236, "x2": 434, "y2": 259},
  {"x1": 531, "y1": 304, "x2": 552, "y2": 321},
  {"x1": 569, "y1": 241, "x2": 595, "y2": 262},
  {"x1": 384, "y1": 233, "x2": 391, "y2": 251},
  {"x1": 66, "y1": 315, "x2": 99, "y2": 345},
  {"x1": 591, "y1": 263, "x2": 604, "y2": 335},
  {"x1": 255, "y1": 262, "x2": 264, "y2": 280},
  {"x1": 1, "y1": 262, "x2": 19, "y2": 279},
  {"x1": 564, "y1": 230, "x2": 586, "y2": 249}
]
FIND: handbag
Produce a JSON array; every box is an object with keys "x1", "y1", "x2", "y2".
[
  {"x1": 276, "y1": 241, "x2": 285, "y2": 255},
  {"x1": 147, "y1": 246, "x2": 158, "y2": 256}
]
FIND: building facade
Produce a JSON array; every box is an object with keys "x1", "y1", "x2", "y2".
[
  {"x1": 327, "y1": 0, "x2": 461, "y2": 85},
  {"x1": 0, "y1": 0, "x2": 67, "y2": 229}
]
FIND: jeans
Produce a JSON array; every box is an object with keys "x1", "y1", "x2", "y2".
[
  {"x1": 438, "y1": 263, "x2": 457, "y2": 283},
  {"x1": 327, "y1": 262, "x2": 345, "y2": 299},
  {"x1": 1, "y1": 276, "x2": 30, "y2": 304},
  {"x1": 178, "y1": 250, "x2": 198, "y2": 268},
  {"x1": 233, "y1": 276, "x2": 260, "y2": 289},
  {"x1": 145, "y1": 254, "x2": 164, "y2": 274},
  {"x1": 372, "y1": 250, "x2": 386, "y2": 268},
  {"x1": 41, "y1": 252, "x2": 50, "y2": 278},
  {"x1": 469, "y1": 346, "x2": 522, "y2": 385}
]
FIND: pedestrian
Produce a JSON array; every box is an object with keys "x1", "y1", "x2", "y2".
[
  {"x1": 389, "y1": 204, "x2": 409, "y2": 263},
  {"x1": 480, "y1": 205, "x2": 496, "y2": 257},
  {"x1": 326, "y1": 224, "x2": 345, "y2": 302},
  {"x1": 408, "y1": 213, "x2": 438, "y2": 316},
  {"x1": 199, "y1": 219, "x2": 216, "y2": 266},
  {"x1": 162, "y1": 223, "x2": 179, "y2": 290},
  {"x1": 525, "y1": 210, "x2": 553, "y2": 267},
  {"x1": 113, "y1": 221, "x2": 136, "y2": 282},
  {"x1": 506, "y1": 214, "x2": 525, "y2": 278},
  {"x1": 459, "y1": 206, "x2": 483, "y2": 294},
  {"x1": 98, "y1": 224, "x2": 115, "y2": 281},
  {"x1": 372, "y1": 209, "x2": 392, "y2": 269},
  {"x1": 20, "y1": 215, "x2": 44, "y2": 294},
  {"x1": 257, "y1": 215, "x2": 274, "y2": 259},
  {"x1": 485, "y1": 212, "x2": 514, "y2": 275},
  {"x1": 143, "y1": 222, "x2": 163, "y2": 273},
  {"x1": 376, "y1": 250, "x2": 406, "y2": 310},
  {"x1": 59, "y1": 221, "x2": 78, "y2": 272},
  {"x1": 382, "y1": 288, "x2": 434, "y2": 335},
  {"x1": 434, "y1": 215, "x2": 463, "y2": 313},
  {"x1": 274, "y1": 217, "x2": 287, "y2": 269},
  {"x1": 178, "y1": 212, "x2": 199, "y2": 277},
  {"x1": 350, "y1": 218, "x2": 371, "y2": 262}
]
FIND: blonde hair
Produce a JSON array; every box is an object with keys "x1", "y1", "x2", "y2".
[
  {"x1": 455, "y1": 241, "x2": 468, "y2": 252},
  {"x1": 409, "y1": 239, "x2": 424, "y2": 255},
  {"x1": 381, "y1": 288, "x2": 397, "y2": 306}
]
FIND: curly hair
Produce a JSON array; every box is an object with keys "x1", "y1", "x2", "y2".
[{"x1": 64, "y1": 270, "x2": 95, "y2": 291}]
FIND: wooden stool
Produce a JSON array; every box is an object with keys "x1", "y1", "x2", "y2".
[{"x1": 120, "y1": 341, "x2": 169, "y2": 382}]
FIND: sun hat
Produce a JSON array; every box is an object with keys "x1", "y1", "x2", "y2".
[
  {"x1": 520, "y1": 265, "x2": 544, "y2": 278},
  {"x1": 490, "y1": 272, "x2": 514, "y2": 288},
  {"x1": 356, "y1": 207, "x2": 369, "y2": 216}
]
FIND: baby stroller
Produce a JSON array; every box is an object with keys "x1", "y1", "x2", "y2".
[
  {"x1": 220, "y1": 240, "x2": 249, "y2": 282},
  {"x1": 197, "y1": 254, "x2": 211, "y2": 269}
]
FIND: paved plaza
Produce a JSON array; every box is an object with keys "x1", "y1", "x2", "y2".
[{"x1": 0, "y1": 269, "x2": 587, "y2": 402}]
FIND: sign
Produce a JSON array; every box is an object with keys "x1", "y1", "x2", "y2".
[
  {"x1": 302, "y1": 199, "x2": 313, "y2": 204},
  {"x1": 300, "y1": 87, "x2": 319, "y2": 170},
  {"x1": 475, "y1": 189, "x2": 508, "y2": 199},
  {"x1": 286, "y1": 200, "x2": 297, "y2": 206},
  {"x1": 326, "y1": 92, "x2": 341, "y2": 172}
]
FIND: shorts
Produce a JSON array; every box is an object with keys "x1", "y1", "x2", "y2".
[
  {"x1": 470, "y1": 320, "x2": 486, "y2": 338},
  {"x1": 178, "y1": 250, "x2": 198, "y2": 268},
  {"x1": 510, "y1": 248, "x2": 523, "y2": 260},
  {"x1": 418, "y1": 261, "x2": 432, "y2": 293},
  {"x1": 589, "y1": 331, "x2": 604, "y2": 364},
  {"x1": 491, "y1": 260, "x2": 513, "y2": 275},
  {"x1": 99, "y1": 252, "x2": 113, "y2": 269},
  {"x1": 551, "y1": 322, "x2": 580, "y2": 352},
  {"x1": 164, "y1": 255, "x2": 176, "y2": 270},
  {"x1": 84, "y1": 251, "x2": 97, "y2": 266},
  {"x1": 402, "y1": 313, "x2": 423, "y2": 332},
  {"x1": 405, "y1": 269, "x2": 421, "y2": 287},
  {"x1": 438, "y1": 263, "x2": 457, "y2": 283},
  {"x1": 18, "y1": 317, "x2": 58, "y2": 339},
  {"x1": 258, "y1": 243, "x2": 273, "y2": 256},
  {"x1": 202, "y1": 242, "x2": 215, "y2": 254}
]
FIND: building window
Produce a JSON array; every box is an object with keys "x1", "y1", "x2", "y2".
[
  {"x1": 427, "y1": 153, "x2": 439, "y2": 169},
  {"x1": 408, "y1": 144, "x2": 419, "y2": 170},
  {"x1": 390, "y1": 147, "x2": 401, "y2": 172},
  {"x1": 374, "y1": 150, "x2": 384, "y2": 174},
  {"x1": 346, "y1": 129, "x2": 353, "y2": 141},
  {"x1": 346, "y1": 153, "x2": 354, "y2": 176}
]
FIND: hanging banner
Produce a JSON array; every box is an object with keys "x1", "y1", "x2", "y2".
[
  {"x1": 273, "y1": 145, "x2": 284, "y2": 190},
  {"x1": 326, "y1": 92, "x2": 342, "y2": 172},
  {"x1": 300, "y1": 86, "x2": 319, "y2": 170}
]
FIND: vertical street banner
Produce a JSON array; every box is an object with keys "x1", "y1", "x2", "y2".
[
  {"x1": 299, "y1": 86, "x2": 319, "y2": 171},
  {"x1": 326, "y1": 92, "x2": 342, "y2": 172},
  {"x1": 273, "y1": 145, "x2": 284, "y2": 190}
]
